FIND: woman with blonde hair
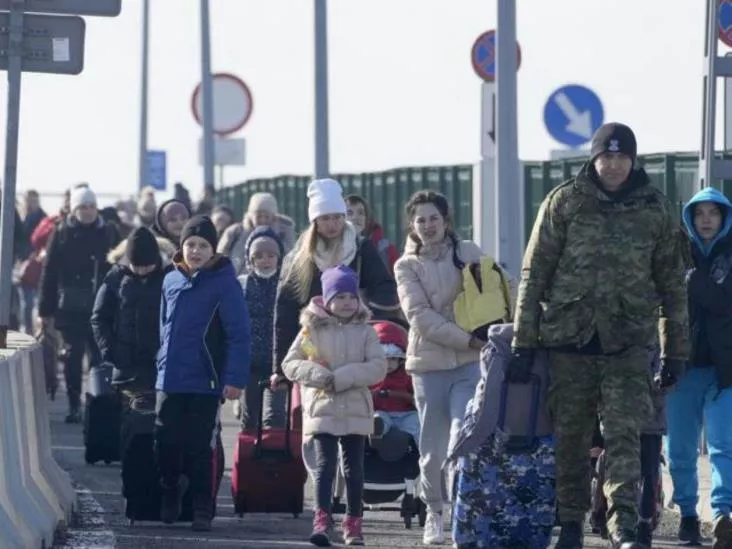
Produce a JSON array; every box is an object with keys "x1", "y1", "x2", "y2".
[{"x1": 270, "y1": 178, "x2": 399, "y2": 385}]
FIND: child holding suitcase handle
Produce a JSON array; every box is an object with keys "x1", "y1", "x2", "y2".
[{"x1": 281, "y1": 264, "x2": 387, "y2": 547}]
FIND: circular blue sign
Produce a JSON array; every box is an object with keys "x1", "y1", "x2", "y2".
[
  {"x1": 543, "y1": 84, "x2": 604, "y2": 147},
  {"x1": 471, "y1": 30, "x2": 521, "y2": 82}
]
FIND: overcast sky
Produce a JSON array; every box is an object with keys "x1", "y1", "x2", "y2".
[{"x1": 0, "y1": 1, "x2": 715, "y2": 209}]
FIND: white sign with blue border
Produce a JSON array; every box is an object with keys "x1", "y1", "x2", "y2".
[
  {"x1": 145, "y1": 150, "x2": 167, "y2": 191},
  {"x1": 543, "y1": 84, "x2": 604, "y2": 147}
]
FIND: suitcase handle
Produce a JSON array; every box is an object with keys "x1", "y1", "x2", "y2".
[
  {"x1": 496, "y1": 373, "x2": 541, "y2": 453},
  {"x1": 255, "y1": 380, "x2": 294, "y2": 459}
]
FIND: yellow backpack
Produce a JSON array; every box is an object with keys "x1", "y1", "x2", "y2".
[{"x1": 453, "y1": 256, "x2": 513, "y2": 334}]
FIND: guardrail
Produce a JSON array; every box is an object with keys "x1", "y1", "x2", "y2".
[{"x1": 0, "y1": 331, "x2": 76, "y2": 548}]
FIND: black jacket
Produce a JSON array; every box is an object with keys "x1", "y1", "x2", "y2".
[
  {"x1": 90, "y1": 263, "x2": 169, "y2": 388},
  {"x1": 38, "y1": 217, "x2": 120, "y2": 327},
  {"x1": 272, "y1": 236, "x2": 399, "y2": 375},
  {"x1": 688, "y1": 234, "x2": 732, "y2": 388}
]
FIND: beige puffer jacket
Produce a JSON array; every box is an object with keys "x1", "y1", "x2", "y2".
[
  {"x1": 282, "y1": 297, "x2": 387, "y2": 437},
  {"x1": 395, "y1": 237, "x2": 483, "y2": 374}
]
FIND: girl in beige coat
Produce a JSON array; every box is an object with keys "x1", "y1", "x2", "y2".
[
  {"x1": 282, "y1": 264, "x2": 386, "y2": 547},
  {"x1": 394, "y1": 190, "x2": 486, "y2": 545}
]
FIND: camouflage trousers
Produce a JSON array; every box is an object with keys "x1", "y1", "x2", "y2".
[
  {"x1": 548, "y1": 347, "x2": 652, "y2": 535},
  {"x1": 451, "y1": 435, "x2": 556, "y2": 549}
]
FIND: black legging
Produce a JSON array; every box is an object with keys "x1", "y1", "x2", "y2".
[{"x1": 312, "y1": 434, "x2": 365, "y2": 517}]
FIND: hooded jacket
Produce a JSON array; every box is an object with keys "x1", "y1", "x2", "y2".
[
  {"x1": 682, "y1": 188, "x2": 732, "y2": 388},
  {"x1": 153, "y1": 199, "x2": 191, "y2": 248},
  {"x1": 156, "y1": 254, "x2": 251, "y2": 395},
  {"x1": 106, "y1": 235, "x2": 178, "y2": 267},
  {"x1": 281, "y1": 297, "x2": 386, "y2": 436},
  {"x1": 239, "y1": 226, "x2": 284, "y2": 372},
  {"x1": 513, "y1": 165, "x2": 689, "y2": 360},
  {"x1": 217, "y1": 213, "x2": 296, "y2": 276},
  {"x1": 91, "y1": 262, "x2": 169, "y2": 388}
]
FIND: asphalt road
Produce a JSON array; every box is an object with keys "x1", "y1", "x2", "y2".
[{"x1": 47, "y1": 386, "x2": 712, "y2": 548}]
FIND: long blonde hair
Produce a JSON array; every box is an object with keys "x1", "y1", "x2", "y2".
[{"x1": 283, "y1": 222, "x2": 345, "y2": 304}]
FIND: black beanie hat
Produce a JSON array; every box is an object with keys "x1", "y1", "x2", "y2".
[
  {"x1": 180, "y1": 215, "x2": 218, "y2": 250},
  {"x1": 590, "y1": 122, "x2": 637, "y2": 164},
  {"x1": 126, "y1": 227, "x2": 160, "y2": 267}
]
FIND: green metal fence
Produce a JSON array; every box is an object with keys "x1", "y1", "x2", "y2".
[{"x1": 216, "y1": 152, "x2": 728, "y2": 246}]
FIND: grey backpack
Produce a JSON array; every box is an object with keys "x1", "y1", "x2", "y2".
[{"x1": 447, "y1": 323, "x2": 552, "y2": 463}]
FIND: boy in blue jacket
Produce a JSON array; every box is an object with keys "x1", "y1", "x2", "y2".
[
  {"x1": 667, "y1": 188, "x2": 732, "y2": 548},
  {"x1": 155, "y1": 216, "x2": 251, "y2": 532}
]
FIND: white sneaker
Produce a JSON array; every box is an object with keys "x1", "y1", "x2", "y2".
[
  {"x1": 232, "y1": 400, "x2": 242, "y2": 420},
  {"x1": 423, "y1": 511, "x2": 445, "y2": 545}
]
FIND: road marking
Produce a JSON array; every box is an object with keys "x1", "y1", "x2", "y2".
[{"x1": 55, "y1": 486, "x2": 115, "y2": 548}]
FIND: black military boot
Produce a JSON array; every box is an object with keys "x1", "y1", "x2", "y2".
[
  {"x1": 713, "y1": 515, "x2": 732, "y2": 549},
  {"x1": 610, "y1": 529, "x2": 646, "y2": 549},
  {"x1": 555, "y1": 521, "x2": 584, "y2": 548},
  {"x1": 679, "y1": 515, "x2": 702, "y2": 546},
  {"x1": 191, "y1": 493, "x2": 213, "y2": 532},
  {"x1": 160, "y1": 476, "x2": 188, "y2": 524}
]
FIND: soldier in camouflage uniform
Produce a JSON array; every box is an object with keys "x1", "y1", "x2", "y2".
[{"x1": 507, "y1": 123, "x2": 689, "y2": 549}]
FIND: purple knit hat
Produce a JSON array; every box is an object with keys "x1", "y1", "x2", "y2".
[{"x1": 321, "y1": 264, "x2": 359, "y2": 304}]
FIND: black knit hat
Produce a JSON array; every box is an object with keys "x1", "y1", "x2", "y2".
[
  {"x1": 180, "y1": 215, "x2": 218, "y2": 250},
  {"x1": 126, "y1": 227, "x2": 159, "y2": 267},
  {"x1": 590, "y1": 122, "x2": 637, "y2": 164}
]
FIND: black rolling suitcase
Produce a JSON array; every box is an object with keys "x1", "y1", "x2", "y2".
[{"x1": 83, "y1": 364, "x2": 121, "y2": 465}]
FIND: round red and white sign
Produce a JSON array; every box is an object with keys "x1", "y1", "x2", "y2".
[{"x1": 191, "y1": 73, "x2": 253, "y2": 137}]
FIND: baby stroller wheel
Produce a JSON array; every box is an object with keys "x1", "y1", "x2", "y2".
[
  {"x1": 401, "y1": 494, "x2": 415, "y2": 529},
  {"x1": 404, "y1": 513, "x2": 412, "y2": 529}
]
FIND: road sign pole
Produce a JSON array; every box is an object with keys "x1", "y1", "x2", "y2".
[
  {"x1": 494, "y1": 0, "x2": 522, "y2": 277},
  {"x1": 701, "y1": 0, "x2": 720, "y2": 189},
  {"x1": 0, "y1": 0, "x2": 24, "y2": 346},
  {"x1": 314, "y1": 0, "x2": 330, "y2": 179},
  {"x1": 200, "y1": 0, "x2": 216, "y2": 191},
  {"x1": 473, "y1": 82, "x2": 497, "y2": 257},
  {"x1": 138, "y1": 0, "x2": 150, "y2": 191}
]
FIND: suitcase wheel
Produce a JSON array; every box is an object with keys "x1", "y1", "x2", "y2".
[
  {"x1": 292, "y1": 512, "x2": 299, "y2": 519},
  {"x1": 128, "y1": 518, "x2": 135, "y2": 526}
]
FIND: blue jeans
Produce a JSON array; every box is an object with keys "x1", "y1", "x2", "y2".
[
  {"x1": 665, "y1": 367, "x2": 732, "y2": 520},
  {"x1": 375, "y1": 410, "x2": 420, "y2": 444},
  {"x1": 17, "y1": 285, "x2": 35, "y2": 334}
]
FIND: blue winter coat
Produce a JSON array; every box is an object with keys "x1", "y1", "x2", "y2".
[{"x1": 156, "y1": 254, "x2": 251, "y2": 394}]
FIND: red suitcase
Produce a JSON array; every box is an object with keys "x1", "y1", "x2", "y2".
[{"x1": 231, "y1": 382, "x2": 307, "y2": 517}]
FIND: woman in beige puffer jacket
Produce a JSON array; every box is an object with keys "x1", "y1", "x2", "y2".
[
  {"x1": 394, "y1": 190, "x2": 486, "y2": 545},
  {"x1": 282, "y1": 264, "x2": 386, "y2": 545}
]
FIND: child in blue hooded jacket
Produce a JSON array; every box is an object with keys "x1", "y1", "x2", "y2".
[
  {"x1": 155, "y1": 216, "x2": 251, "y2": 532},
  {"x1": 666, "y1": 188, "x2": 732, "y2": 548}
]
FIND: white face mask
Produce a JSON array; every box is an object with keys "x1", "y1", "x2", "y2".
[{"x1": 254, "y1": 267, "x2": 277, "y2": 279}]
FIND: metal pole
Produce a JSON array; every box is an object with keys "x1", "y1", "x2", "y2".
[
  {"x1": 138, "y1": 0, "x2": 150, "y2": 192},
  {"x1": 0, "y1": 0, "x2": 25, "y2": 347},
  {"x1": 314, "y1": 0, "x2": 330, "y2": 178},
  {"x1": 494, "y1": 0, "x2": 522, "y2": 276},
  {"x1": 200, "y1": 0, "x2": 216, "y2": 191},
  {"x1": 700, "y1": 0, "x2": 719, "y2": 189}
]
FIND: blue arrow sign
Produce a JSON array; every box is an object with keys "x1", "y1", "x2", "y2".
[
  {"x1": 145, "y1": 150, "x2": 167, "y2": 191},
  {"x1": 543, "y1": 84, "x2": 604, "y2": 147}
]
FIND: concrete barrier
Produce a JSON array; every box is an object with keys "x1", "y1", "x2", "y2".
[{"x1": 0, "y1": 332, "x2": 76, "y2": 548}]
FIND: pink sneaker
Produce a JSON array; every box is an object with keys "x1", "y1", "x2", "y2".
[
  {"x1": 310, "y1": 509, "x2": 332, "y2": 547},
  {"x1": 342, "y1": 515, "x2": 364, "y2": 546}
]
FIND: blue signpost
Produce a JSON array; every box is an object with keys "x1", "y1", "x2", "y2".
[
  {"x1": 543, "y1": 84, "x2": 604, "y2": 147},
  {"x1": 145, "y1": 150, "x2": 167, "y2": 191}
]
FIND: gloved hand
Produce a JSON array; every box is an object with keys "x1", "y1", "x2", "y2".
[
  {"x1": 657, "y1": 358, "x2": 685, "y2": 389},
  {"x1": 505, "y1": 348, "x2": 535, "y2": 384}
]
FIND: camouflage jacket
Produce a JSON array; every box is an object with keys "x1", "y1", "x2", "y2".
[{"x1": 512, "y1": 167, "x2": 689, "y2": 360}]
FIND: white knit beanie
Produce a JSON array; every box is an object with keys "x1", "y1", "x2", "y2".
[
  {"x1": 69, "y1": 187, "x2": 97, "y2": 211},
  {"x1": 247, "y1": 192, "x2": 278, "y2": 215},
  {"x1": 307, "y1": 178, "x2": 346, "y2": 223}
]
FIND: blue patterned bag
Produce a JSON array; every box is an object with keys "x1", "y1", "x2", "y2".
[{"x1": 451, "y1": 378, "x2": 556, "y2": 549}]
